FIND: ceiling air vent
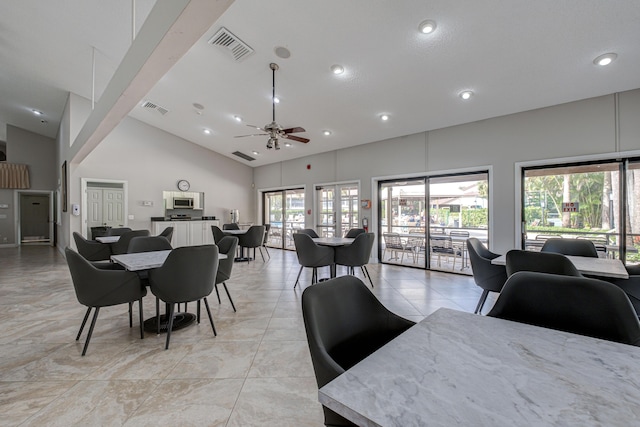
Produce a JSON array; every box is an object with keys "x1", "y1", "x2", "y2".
[
  {"x1": 208, "y1": 27, "x2": 254, "y2": 62},
  {"x1": 141, "y1": 100, "x2": 169, "y2": 115},
  {"x1": 232, "y1": 151, "x2": 255, "y2": 161}
]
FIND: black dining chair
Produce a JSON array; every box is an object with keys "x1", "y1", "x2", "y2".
[
  {"x1": 238, "y1": 225, "x2": 266, "y2": 262},
  {"x1": 488, "y1": 271, "x2": 640, "y2": 346},
  {"x1": 541, "y1": 238, "x2": 599, "y2": 258},
  {"x1": 65, "y1": 247, "x2": 146, "y2": 356},
  {"x1": 505, "y1": 249, "x2": 582, "y2": 277},
  {"x1": 606, "y1": 265, "x2": 640, "y2": 319},
  {"x1": 298, "y1": 228, "x2": 320, "y2": 238},
  {"x1": 110, "y1": 229, "x2": 151, "y2": 255},
  {"x1": 293, "y1": 233, "x2": 335, "y2": 288},
  {"x1": 213, "y1": 236, "x2": 239, "y2": 312},
  {"x1": 149, "y1": 245, "x2": 219, "y2": 349},
  {"x1": 211, "y1": 225, "x2": 226, "y2": 243},
  {"x1": 334, "y1": 232, "x2": 375, "y2": 287},
  {"x1": 106, "y1": 227, "x2": 132, "y2": 236},
  {"x1": 344, "y1": 228, "x2": 365, "y2": 238},
  {"x1": 259, "y1": 223, "x2": 271, "y2": 259},
  {"x1": 223, "y1": 223, "x2": 240, "y2": 230},
  {"x1": 72, "y1": 231, "x2": 112, "y2": 262},
  {"x1": 157, "y1": 226, "x2": 174, "y2": 243},
  {"x1": 302, "y1": 276, "x2": 415, "y2": 427},
  {"x1": 466, "y1": 238, "x2": 508, "y2": 314}
]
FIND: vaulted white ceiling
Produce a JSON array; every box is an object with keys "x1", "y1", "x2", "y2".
[{"x1": 2, "y1": 0, "x2": 640, "y2": 166}]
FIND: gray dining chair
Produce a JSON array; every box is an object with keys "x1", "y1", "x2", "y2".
[
  {"x1": 110, "y1": 229, "x2": 151, "y2": 255},
  {"x1": 213, "y1": 236, "x2": 239, "y2": 312},
  {"x1": 302, "y1": 276, "x2": 415, "y2": 427},
  {"x1": 541, "y1": 238, "x2": 598, "y2": 258},
  {"x1": 467, "y1": 238, "x2": 508, "y2": 314},
  {"x1": 293, "y1": 232, "x2": 335, "y2": 288},
  {"x1": 72, "y1": 231, "x2": 112, "y2": 262},
  {"x1": 344, "y1": 228, "x2": 365, "y2": 238},
  {"x1": 149, "y1": 245, "x2": 219, "y2": 349},
  {"x1": 65, "y1": 247, "x2": 146, "y2": 356},
  {"x1": 505, "y1": 249, "x2": 582, "y2": 277},
  {"x1": 238, "y1": 225, "x2": 266, "y2": 262},
  {"x1": 158, "y1": 226, "x2": 174, "y2": 243},
  {"x1": 106, "y1": 227, "x2": 132, "y2": 236},
  {"x1": 488, "y1": 271, "x2": 640, "y2": 346},
  {"x1": 298, "y1": 228, "x2": 319, "y2": 238},
  {"x1": 223, "y1": 223, "x2": 240, "y2": 230},
  {"x1": 259, "y1": 223, "x2": 271, "y2": 259},
  {"x1": 334, "y1": 232, "x2": 375, "y2": 287},
  {"x1": 211, "y1": 225, "x2": 226, "y2": 243}
]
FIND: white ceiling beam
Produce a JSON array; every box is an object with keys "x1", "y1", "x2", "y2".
[{"x1": 70, "y1": 0, "x2": 234, "y2": 163}]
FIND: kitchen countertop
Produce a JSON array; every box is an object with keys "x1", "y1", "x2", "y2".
[{"x1": 151, "y1": 217, "x2": 218, "y2": 222}]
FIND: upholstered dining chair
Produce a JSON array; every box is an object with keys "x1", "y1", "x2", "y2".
[
  {"x1": 488, "y1": 271, "x2": 640, "y2": 346},
  {"x1": 223, "y1": 223, "x2": 240, "y2": 230},
  {"x1": 293, "y1": 232, "x2": 335, "y2": 288},
  {"x1": 211, "y1": 225, "x2": 226, "y2": 244},
  {"x1": 213, "y1": 236, "x2": 238, "y2": 312},
  {"x1": 149, "y1": 245, "x2": 219, "y2": 349},
  {"x1": 72, "y1": 231, "x2": 111, "y2": 262},
  {"x1": 344, "y1": 228, "x2": 366, "y2": 238},
  {"x1": 157, "y1": 226, "x2": 174, "y2": 243},
  {"x1": 466, "y1": 238, "x2": 508, "y2": 314},
  {"x1": 298, "y1": 228, "x2": 320, "y2": 238},
  {"x1": 606, "y1": 265, "x2": 640, "y2": 319},
  {"x1": 106, "y1": 227, "x2": 132, "y2": 236},
  {"x1": 238, "y1": 225, "x2": 266, "y2": 262},
  {"x1": 259, "y1": 223, "x2": 271, "y2": 259},
  {"x1": 334, "y1": 232, "x2": 375, "y2": 287},
  {"x1": 302, "y1": 276, "x2": 415, "y2": 427},
  {"x1": 110, "y1": 230, "x2": 151, "y2": 255},
  {"x1": 65, "y1": 247, "x2": 146, "y2": 356},
  {"x1": 505, "y1": 249, "x2": 582, "y2": 277},
  {"x1": 127, "y1": 235, "x2": 173, "y2": 332},
  {"x1": 541, "y1": 238, "x2": 599, "y2": 258}
]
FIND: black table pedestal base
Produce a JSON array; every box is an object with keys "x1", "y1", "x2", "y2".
[{"x1": 143, "y1": 312, "x2": 196, "y2": 333}]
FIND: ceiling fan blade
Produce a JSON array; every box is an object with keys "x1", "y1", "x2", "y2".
[
  {"x1": 283, "y1": 134, "x2": 310, "y2": 143},
  {"x1": 282, "y1": 127, "x2": 306, "y2": 134},
  {"x1": 234, "y1": 133, "x2": 268, "y2": 138}
]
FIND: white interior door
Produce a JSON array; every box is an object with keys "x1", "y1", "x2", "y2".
[{"x1": 103, "y1": 189, "x2": 125, "y2": 226}]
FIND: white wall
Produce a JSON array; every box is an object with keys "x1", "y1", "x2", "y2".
[
  {"x1": 70, "y1": 116, "x2": 254, "y2": 236},
  {"x1": 254, "y1": 89, "x2": 640, "y2": 254}
]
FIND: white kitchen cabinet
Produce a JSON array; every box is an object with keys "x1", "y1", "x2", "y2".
[{"x1": 152, "y1": 220, "x2": 219, "y2": 247}]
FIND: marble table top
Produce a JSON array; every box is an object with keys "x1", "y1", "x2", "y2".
[
  {"x1": 491, "y1": 253, "x2": 629, "y2": 279},
  {"x1": 319, "y1": 308, "x2": 640, "y2": 426},
  {"x1": 95, "y1": 236, "x2": 120, "y2": 243},
  {"x1": 222, "y1": 229, "x2": 247, "y2": 235},
  {"x1": 312, "y1": 237, "x2": 354, "y2": 247},
  {"x1": 111, "y1": 250, "x2": 226, "y2": 271}
]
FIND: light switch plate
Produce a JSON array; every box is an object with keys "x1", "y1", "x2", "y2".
[
  {"x1": 128, "y1": 214, "x2": 135, "y2": 220},
  {"x1": 0, "y1": 203, "x2": 9, "y2": 208}
]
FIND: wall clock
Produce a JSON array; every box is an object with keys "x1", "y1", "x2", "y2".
[{"x1": 177, "y1": 179, "x2": 190, "y2": 191}]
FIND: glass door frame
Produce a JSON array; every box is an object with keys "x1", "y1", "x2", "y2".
[
  {"x1": 315, "y1": 181, "x2": 360, "y2": 238},
  {"x1": 262, "y1": 187, "x2": 305, "y2": 250}
]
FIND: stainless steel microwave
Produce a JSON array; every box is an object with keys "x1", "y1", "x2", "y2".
[{"x1": 173, "y1": 197, "x2": 194, "y2": 209}]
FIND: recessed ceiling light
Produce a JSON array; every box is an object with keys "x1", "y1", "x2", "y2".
[
  {"x1": 32, "y1": 109, "x2": 43, "y2": 115},
  {"x1": 274, "y1": 46, "x2": 291, "y2": 59},
  {"x1": 418, "y1": 20, "x2": 437, "y2": 34},
  {"x1": 459, "y1": 90, "x2": 474, "y2": 100},
  {"x1": 593, "y1": 53, "x2": 617, "y2": 66},
  {"x1": 284, "y1": 142, "x2": 292, "y2": 147},
  {"x1": 380, "y1": 114, "x2": 389, "y2": 121},
  {"x1": 273, "y1": 96, "x2": 280, "y2": 104},
  {"x1": 234, "y1": 115, "x2": 242, "y2": 122},
  {"x1": 331, "y1": 64, "x2": 345, "y2": 75},
  {"x1": 252, "y1": 150, "x2": 260, "y2": 155},
  {"x1": 193, "y1": 103, "x2": 204, "y2": 110},
  {"x1": 203, "y1": 129, "x2": 211, "y2": 135},
  {"x1": 323, "y1": 130, "x2": 332, "y2": 136}
]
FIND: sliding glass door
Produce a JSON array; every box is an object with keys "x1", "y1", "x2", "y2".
[
  {"x1": 378, "y1": 171, "x2": 488, "y2": 275},
  {"x1": 263, "y1": 188, "x2": 305, "y2": 250}
]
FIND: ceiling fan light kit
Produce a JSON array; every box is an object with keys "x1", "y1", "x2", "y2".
[{"x1": 234, "y1": 63, "x2": 310, "y2": 150}]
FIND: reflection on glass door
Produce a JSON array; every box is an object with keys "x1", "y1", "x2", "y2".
[
  {"x1": 378, "y1": 172, "x2": 488, "y2": 275},
  {"x1": 316, "y1": 183, "x2": 358, "y2": 237},
  {"x1": 263, "y1": 188, "x2": 305, "y2": 250}
]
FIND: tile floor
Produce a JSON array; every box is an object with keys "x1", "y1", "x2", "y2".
[{"x1": 0, "y1": 245, "x2": 493, "y2": 426}]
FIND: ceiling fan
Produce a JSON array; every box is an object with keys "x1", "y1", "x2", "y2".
[{"x1": 235, "y1": 63, "x2": 309, "y2": 150}]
